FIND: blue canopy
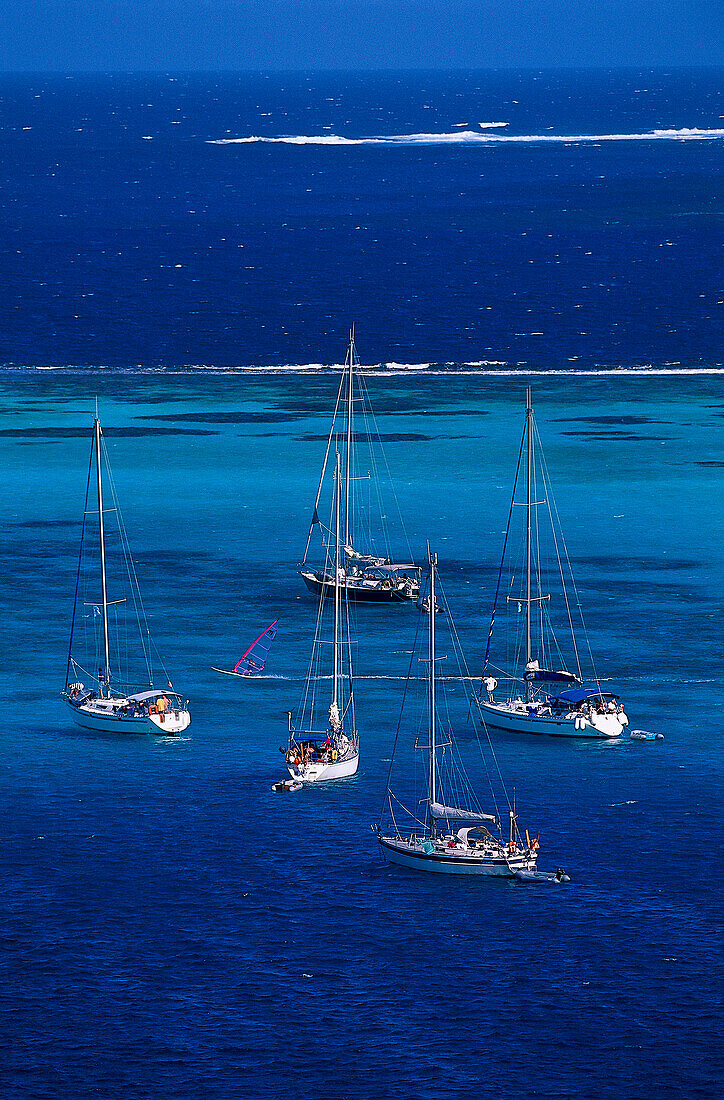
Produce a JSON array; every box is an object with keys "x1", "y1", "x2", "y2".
[{"x1": 553, "y1": 687, "x2": 615, "y2": 705}]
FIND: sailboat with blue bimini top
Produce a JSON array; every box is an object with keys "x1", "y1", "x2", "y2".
[
  {"x1": 375, "y1": 549, "x2": 550, "y2": 877},
  {"x1": 479, "y1": 388, "x2": 629, "y2": 738},
  {"x1": 62, "y1": 413, "x2": 191, "y2": 735},
  {"x1": 300, "y1": 327, "x2": 420, "y2": 604},
  {"x1": 284, "y1": 452, "x2": 359, "y2": 783}
]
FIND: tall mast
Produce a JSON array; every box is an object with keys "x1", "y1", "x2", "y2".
[
  {"x1": 95, "y1": 417, "x2": 111, "y2": 694},
  {"x1": 521, "y1": 387, "x2": 532, "y2": 695},
  {"x1": 333, "y1": 450, "x2": 341, "y2": 711},
  {"x1": 525, "y1": 387, "x2": 533, "y2": 689},
  {"x1": 429, "y1": 549, "x2": 437, "y2": 826},
  {"x1": 344, "y1": 325, "x2": 354, "y2": 555}
]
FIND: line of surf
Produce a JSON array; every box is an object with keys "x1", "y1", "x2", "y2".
[
  {"x1": 211, "y1": 127, "x2": 724, "y2": 147},
  {"x1": 11, "y1": 364, "x2": 724, "y2": 377}
]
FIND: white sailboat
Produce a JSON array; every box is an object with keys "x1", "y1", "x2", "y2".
[
  {"x1": 62, "y1": 414, "x2": 191, "y2": 736},
  {"x1": 285, "y1": 452, "x2": 359, "y2": 782},
  {"x1": 479, "y1": 389, "x2": 629, "y2": 738},
  {"x1": 376, "y1": 550, "x2": 548, "y2": 877},
  {"x1": 300, "y1": 327, "x2": 420, "y2": 604}
]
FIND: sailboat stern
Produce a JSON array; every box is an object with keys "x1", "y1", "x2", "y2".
[{"x1": 64, "y1": 688, "x2": 191, "y2": 736}]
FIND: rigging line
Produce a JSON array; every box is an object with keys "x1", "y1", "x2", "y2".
[
  {"x1": 110, "y1": 461, "x2": 169, "y2": 689},
  {"x1": 387, "y1": 791, "x2": 401, "y2": 838},
  {"x1": 300, "y1": 495, "x2": 336, "y2": 728},
  {"x1": 535, "y1": 422, "x2": 592, "y2": 685},
  {"x1": 353, "y1": 380, "x2": 375, "y2": 556},
  {"x1": 351, "y1": 373, "x2": 379, "y2": 558},
  {"x1": 68, "y1": 656, "x2": 94, "y2": 680},
  {"x1": 532, "y1": 442, "x2": 546, "y2": 664},
  {"x1": 302, "y1": 368, "x2": 344, "y2": 566},
  {"x1": 65, "y1": 434, "x2": 95, "y2": 690},
  {"x1": 101, "y1": 435, "x2": 157, "y2": 683},
  {"x1": 442, "y1": 575, "x2": 508, "y2": 820},
  {"x1": 379, "y1": 578, "x2": 424, "y2": 824},
  {"x1": 344, "y1": 588, "x2": 356, "y2": 742},
  {"x1": 437, "y1": 572, "x2": 505, "y2": 825},
  {"x1": 531, "y1": 433, "x2": 567, "y2": 673},
  {"x1": 357, "y1": 369, "x2": 414, "y2": 565},
  {"x1": 388, "y1": 788, "x2": 429, "y2": 832},
  {"x1": 483, "y1": 416, "x2": 527, "y2": 674},
  {"x1": 363, "y1": 390, "x2": 394, "y2": 562}
]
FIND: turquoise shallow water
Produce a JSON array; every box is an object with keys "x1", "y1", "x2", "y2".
[{"x1": 0, "y1": 371, "x2": 721, "y2": 1097}]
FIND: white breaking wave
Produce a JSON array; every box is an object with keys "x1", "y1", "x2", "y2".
[
  {"x1": 211, "y1": 126, "x2": 724, "y2": 147},
  {"x1": 12, "y1": 363, "x2": 724, "y2": 377}
]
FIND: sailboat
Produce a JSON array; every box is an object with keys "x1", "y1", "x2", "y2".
[
  {"x1": 212, "y1": 620, "x2": 279, "y2": 677},
  {"x1": 376, "y1": 550, "x2": 545, "y2": 876},
  {"x1": 300, "y1": 327, "x2": 420, "y2": 604},
  {"x1": 479, "y1": 389, "x2": 629, "y2": 738},
  {"x1": 62, "y1": 414, "x2": 191, "y2": 735},
  {"x1": 284, "y1": 452, "x2": 359, "y2": 783}
]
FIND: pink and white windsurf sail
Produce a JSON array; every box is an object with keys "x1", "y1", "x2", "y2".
[{"x1": 231, "y1": 620, "x2": 279, "y2": 676}]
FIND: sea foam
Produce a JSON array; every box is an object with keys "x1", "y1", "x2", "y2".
[
  {"x1": 211, "y1": 127, "x2": 724, "y2": 147},
  {"x1": 11, "y1": 363, "x2": 724, "y2": 377}
]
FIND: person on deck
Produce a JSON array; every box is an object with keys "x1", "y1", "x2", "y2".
[{"x1": 484, "y1": 675, "x2": 498, "y2": 703}]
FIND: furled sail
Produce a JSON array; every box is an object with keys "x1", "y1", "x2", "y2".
[
  {"x1": 523, "y1": 667, "x2": 580, "y2": 684},
  {"x1": 328, "y1": 701, "x2": 342, "y2": 733},
  {"x1": 430, "y1": 801, "x2": 496, "y2": 823},
  {"x1": 344, "y1": 546, "x2": 389, "y2": 565},
  {"x1": 232, "y1": 620, "x2": 279, "y2": 675}
]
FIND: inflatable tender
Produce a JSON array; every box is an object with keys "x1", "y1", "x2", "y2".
[
  {"x1": 630, "y1": 729, "x2": 664, "y2": 741},
  {"x1": 271, "y1": 778, "x2": 303, "y2": 793},
  {"x1": 514, "y1": 868, "x2": 571, "y2": 884}
]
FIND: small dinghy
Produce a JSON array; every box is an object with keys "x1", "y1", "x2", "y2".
[
  {"x1": 271, "y1": 778, "x2": 303, "y2": 793},
  {"x1": 514, "y1": 868, "x2": 571, "y2": 884},
  {"x1": 630, "y1": 729, "x2": 664, "y2": 741}
]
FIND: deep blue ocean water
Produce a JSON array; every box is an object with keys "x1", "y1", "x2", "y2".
[
  {"x1": 0, "y1": 69, "x2": 722, "y2": 369},
  {"x1": 0, "y1": 72, "x2": 722, "y2": 1098}
]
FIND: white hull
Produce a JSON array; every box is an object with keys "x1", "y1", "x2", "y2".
[
  {"x1": 480, "y1": 700, "x2": 625, "y2": 739},
  {"x1": 379, "y1": 836, "x2": 537, "y2": 876},
  {"x1": 287, "y1": 751, "x2": 359, "y2": 783},
  {"x1": 66, "y1": 698, "x2": 191, "y2": 736}
]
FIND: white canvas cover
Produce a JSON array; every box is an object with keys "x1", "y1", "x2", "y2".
[{"x1": 430, "y1": 801, "x2": 496, "y2": 823}]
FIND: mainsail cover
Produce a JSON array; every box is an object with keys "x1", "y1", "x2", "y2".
[
  {"x1": 523, "y1": 667, "x2": 580, "y2": 684},
  {"x1": 233, "y1": 620, "x2": 279, "y2": 675},
  {"x1": 430, "y1": 801, "x2": 496, "y2": 823}
]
